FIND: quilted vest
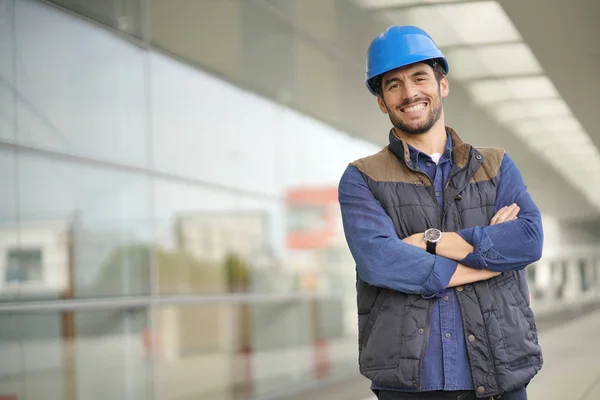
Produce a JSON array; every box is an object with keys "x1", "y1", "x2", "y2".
[{"x1": 351, "y1": 127, "x2": 542, "y2": 398}]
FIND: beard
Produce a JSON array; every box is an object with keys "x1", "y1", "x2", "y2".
[{"x1": 386, "y1": 91, "x2": 443, "y2": 136}]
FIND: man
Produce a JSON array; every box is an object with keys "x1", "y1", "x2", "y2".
[{"x1": 338, "y1": 26, "x2": 544, "y2": 400}]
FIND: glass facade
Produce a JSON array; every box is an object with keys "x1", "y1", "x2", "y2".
[{"x1": 0, "y1": 1, "x2": 379, "y2": 399}]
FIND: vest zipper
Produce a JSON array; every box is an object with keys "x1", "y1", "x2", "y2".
[
  {"x1": 411, "y1": 171, "x2": 441, "y2": 227},
  {"x1": 441, "y1": 166, "x2": 470, "y2": 228},
  {"x1": 419, "y1": 301, "x2": 433, "y2": 390}
]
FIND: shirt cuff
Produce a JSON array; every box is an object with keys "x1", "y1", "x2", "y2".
[
  {"x1": 422, "y1": 256, "x2": 458, "y2": 298},
  {"x1": 458, "y1": 226, "x2": 494, "y2": 269}
]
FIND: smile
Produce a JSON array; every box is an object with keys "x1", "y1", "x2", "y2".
[{"x1": 400, "y1": 102, "x2": 427, "y2": 113}]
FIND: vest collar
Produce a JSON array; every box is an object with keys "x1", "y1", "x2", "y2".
[{"x1": 388, "y1": 126, "x2": 472, "y2": 169}]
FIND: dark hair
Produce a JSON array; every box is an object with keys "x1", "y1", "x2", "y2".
[{"x1": 369, "y1": 58, "x2": 447, "y2": 97}]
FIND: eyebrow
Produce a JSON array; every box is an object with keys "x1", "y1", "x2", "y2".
[{"x1": 383, "y1": 70, "x2": 430, "y2": 87}]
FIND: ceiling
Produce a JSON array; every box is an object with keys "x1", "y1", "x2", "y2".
[
  {"x1": 356, "y1": 0, "x2": 600, "y2": 221},
  {"x1": 497, "y1": 0, "x2": 600, "y2": 155},
  {"x1": 496, "y1": 0, "x2": 600, "y2": 221}
]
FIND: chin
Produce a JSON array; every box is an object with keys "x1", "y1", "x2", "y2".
[{"x1": 400, "y1": 122, "x2": 432, "y2": 136}]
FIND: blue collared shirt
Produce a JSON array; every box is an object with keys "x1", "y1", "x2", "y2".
[{"x1": 338, "y1": 131, "x2": 542, "y2": 399}]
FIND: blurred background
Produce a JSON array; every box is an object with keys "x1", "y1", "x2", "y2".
[{"x1": 1, "y1": 0, "x2": 599, "y2": 399}]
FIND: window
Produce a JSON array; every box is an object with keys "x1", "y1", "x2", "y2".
[
  {"x1": 287, "y1": 206, "x2": 326, "y2": 233},
  {"x1": 5, "y1": 248, "x2": 43, "y2": 283}
]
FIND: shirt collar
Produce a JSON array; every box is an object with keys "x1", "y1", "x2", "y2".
[{"x1": 407, "y1": 129, "x2": 453, "y2": 165}]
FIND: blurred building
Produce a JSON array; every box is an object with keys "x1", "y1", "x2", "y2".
[{"x1": 286, "y1": 187, "x2": 349, "y2": 288}]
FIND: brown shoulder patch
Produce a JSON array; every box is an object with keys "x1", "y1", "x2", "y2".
[
  {"x1": 350, "y1": 147, "x2": 426, "y2": 185},
  {"x1": 471, "y1": 147, "x2": 505, "y2": 183}
]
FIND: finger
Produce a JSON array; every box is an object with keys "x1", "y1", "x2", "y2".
[
  {"x1": 493, "y1": 205, "x2": 511, "y2": 223},
  {"x1": 503, "y1": 204, "x2": 519, "y2": 221},
  {"x1": 490, "y1": 206, "x2": 507, "y2": 225},
  {"x1": 506, "y1": 206, "x2": 520, "y2": 220},
  {"x1": 497, "y1": 204, "x2": 518, "y2": 223}
]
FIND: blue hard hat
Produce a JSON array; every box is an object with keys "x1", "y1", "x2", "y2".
[{"x1": 365, "y1": 25, "x2": 449, "y2": 95}]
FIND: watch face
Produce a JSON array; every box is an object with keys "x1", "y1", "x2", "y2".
[{"x1": 424, "y1": 228, "x2": 442, "y2": 242}]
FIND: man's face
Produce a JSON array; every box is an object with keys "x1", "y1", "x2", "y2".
[{"x1": 377, "y1": 63, "x2": 449, "y2": 136}]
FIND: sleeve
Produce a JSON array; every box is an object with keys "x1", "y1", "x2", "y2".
[
  {"x1": 457, "y1": 154, "x2": 544, "y2": 272},
  {"x1": 339, "y1": 165, "x2": 457, "y2": 295}
]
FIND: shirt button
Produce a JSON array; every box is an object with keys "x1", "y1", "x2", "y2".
[
  {"x1": 445, "y1": 333, "x2": 451, "y2": 339},
  {"x1": 468, "y1": 334, "x2": 476, "y2": 342},
  {"x1": 435, "y1": 191, "x2": 441, "y2": 197},
  {"x1": 456, "y1": 286, "x2": 464, "y2": 292},
  {"x1": 477, "y1": 386, "x2": 486, "y2": 394},
  {"x1": 426, "y1": 162, "x2": 432, "y2": 167},
  {"x1": 444, "y1": 296, "x2": 449, "y2": 301}
]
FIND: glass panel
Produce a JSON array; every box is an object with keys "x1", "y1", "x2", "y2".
[
  {"x1": 0, "y1": 0, "x2": 15, "y2": 144},
  {"x1": 149, "y1": 50, "x2": 280, "y2": 198},
  {"x1": 0, "y1": 313, "x2": 24, "y2": 399},
  {"x1": 592, "y1": 258, "x2": 600, "y2": 295},
  {"x1": 153, "y1": 180, "x2": 283, "y2": 295},
  {"x1": 0, "y1": 309, "x2": 152, "y2": 400},
  {"x1": 13, "y1": 152, "x2": 151, "y2": 300},
  {"x1": 45, "y1": 0, "x2": 144, "y2": 40},
  {"x1": 14, "y1": 0, "x2": 149, "y2": 167},
  {"x1": 242, "y1": 0, "x2": 295, "y2": 101},
  {"x1": 155, "y1": 301, "x2": 314, "y2": 400},
  {"x1": 148, "y1": 0, "x2": 244, "y2": 84},
  {"x1": 156, "y1": 303, "x2": 237, "y2": 400},
  {"x1": 0, "y1": 147, "x2": 18, "y2": 302}
]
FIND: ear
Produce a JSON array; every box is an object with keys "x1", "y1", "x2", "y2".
[
  {"x1": 440, "y1": 76, "x2": 449, "y2": 99},
  {"x1": 377, "y1": 94, "x2": 388, "y2": 114}
]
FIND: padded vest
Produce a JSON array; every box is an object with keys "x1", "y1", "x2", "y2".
[{"x1": 351, "y1": 128, "x2": 542, "y2": 398}]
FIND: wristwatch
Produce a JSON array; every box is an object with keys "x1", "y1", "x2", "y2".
[{"x1": 424, "y1": 228, "x2": 442, "y2": 255}]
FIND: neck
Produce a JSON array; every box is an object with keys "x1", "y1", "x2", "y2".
[{"x1": 393, "y1": 118, "x2": 448, "y2": 156}]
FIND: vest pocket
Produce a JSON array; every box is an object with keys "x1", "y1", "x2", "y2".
[
  {"x1": 358, "y1": 286, "x2": 382, "y2": 353},
  {"x1": 358, "y1": 290, "x2": 401, "y2": 371},
  {"x1": 514, "y1": 269, "x2": 532, "y2": 306},
  {"x1": 358, "y1": 283, "x2": 382, "y2": 315},
  {"x1": 489, "y1": 274, "x2": 541, "y2": 370}
]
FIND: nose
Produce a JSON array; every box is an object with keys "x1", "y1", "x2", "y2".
[{"x1": 400, "y1": 81, "x2": 419, "y2": 102}]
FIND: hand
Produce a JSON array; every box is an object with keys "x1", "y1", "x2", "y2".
[
  {"x1": 402, "y1": 233, "x2": 426, "y2": 250},
  {"x1": 490, "y1": 203, "x2": 519, "y2": 225},
  {"x1": 448, "y1": 264, "x2": 501, "y2": 288}
]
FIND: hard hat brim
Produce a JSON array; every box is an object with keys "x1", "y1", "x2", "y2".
[{"x1": 365, "y1": 52, "x2": 449, "y2": 96}]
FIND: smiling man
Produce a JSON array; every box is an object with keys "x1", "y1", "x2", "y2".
[{"x1": 338, "y1": 26, "x2": 544, "y2": 400}]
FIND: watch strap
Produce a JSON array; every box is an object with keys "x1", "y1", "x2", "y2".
[{"x1": 426, "y1": 240, "x2": 437, "y2": 255}]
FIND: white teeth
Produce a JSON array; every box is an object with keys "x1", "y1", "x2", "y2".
[{"x1": 403, "y1": 103, "x2": 426, "y2": 113}]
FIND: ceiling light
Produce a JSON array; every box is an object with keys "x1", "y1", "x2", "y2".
[
  {"x1": 528, "y1": 130, "x2": 591, "y2": 147},
  {"x1": 384, "y1": 1, "x2": 521, "y2": 47},
  {"x1": 512, "y1": 116, "x2": 583, "y2": 136},
  {"x1": 446, "y1": 43, "x2": 542, "y2": 81},
  {"x1": 357, "y1": 0, "x2": 466, "y2": 9},
  {"x1": 467, "y1": 76, "x2": 558, "y2": 104},
  {"x1": 358, "y1": 0, "x2": 426, "y2": 9},
  {"x1": 491, "y1": 98, "x2": 571, "y2": 123}
]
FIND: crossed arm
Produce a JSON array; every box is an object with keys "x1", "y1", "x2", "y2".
[
  {"x1": 404, "y1": 204, "x2": 521, "y2": 288},
  {"x1": 338, "y1": 154, "x2": 543, "y2": 296}
]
